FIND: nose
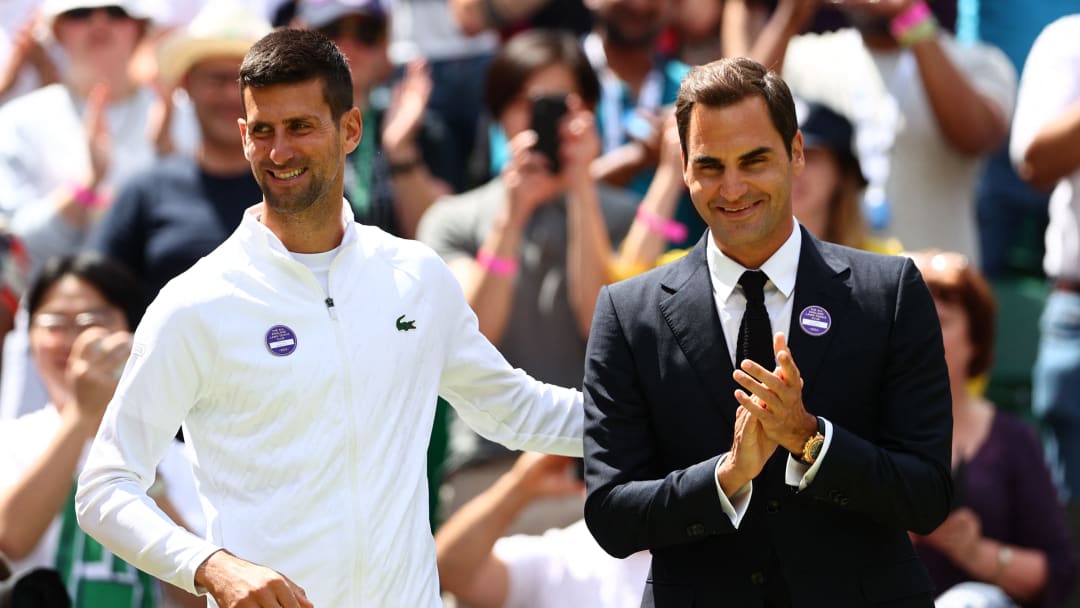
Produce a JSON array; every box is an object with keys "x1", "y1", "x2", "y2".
[
  {"x1": 718, "y1": 170, "x2": 748, "y2": 202},
  {"x1": 268, "y1": 134, "x2": 295, "y2": 166}
]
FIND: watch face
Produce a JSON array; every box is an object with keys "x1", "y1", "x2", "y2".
[{"x1": 808, "y1": 437, "x2": 823, "y2": 461}]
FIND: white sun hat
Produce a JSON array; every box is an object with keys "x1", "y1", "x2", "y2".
[{"x1": 156, "y1": 3, "x2": 273, "y2": 87}]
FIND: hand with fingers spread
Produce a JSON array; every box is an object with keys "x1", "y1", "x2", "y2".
[
  {"x1": 66, "y1": 326, "x2": 132, "y2": 430},
  {"x1": 732, "y1": 332, "x2": 818, "y2": 456},
  {"x1": 196, "y1": 550, "x2": 314, "y2": 608}
]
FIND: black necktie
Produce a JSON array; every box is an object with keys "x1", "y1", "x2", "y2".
[{"x1": 737, "y1": 270, "x2": 774, "y2": 369}]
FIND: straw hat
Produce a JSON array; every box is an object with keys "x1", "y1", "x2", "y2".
[{"x1": 157, "y1": 3, "x2": 273, "y2": 86}]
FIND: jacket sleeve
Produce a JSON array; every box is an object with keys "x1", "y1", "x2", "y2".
[
  {"x1": 799, "y1": 258, "x2": 953, "y2": 534},
  {"x1": 436, "y1": 258, "x2": 583, "y2": 457},
  {"x1": 583, "y1": 285, "x2": 735, "y2": 559},
  {"x1": 75, "y1": 292, "x2": 221, "y2": 595}
]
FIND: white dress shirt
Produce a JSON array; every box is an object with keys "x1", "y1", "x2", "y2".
[{"x1": 703, "y1": 222, "x2": 834, "y2": 527}]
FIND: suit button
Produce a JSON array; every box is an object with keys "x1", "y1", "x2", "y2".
[
  {"x1": 766, "y1": 499, "x2": 780, "y2": 513},
  {"x1": 686, "y1": 523, "x2": 706, "y2": 537},
  {"x1": 839, "y1": 497, "x2": 850, "y2": 506},
  {"x1": 750, "y1": 571, "x2": 766, "y2": 585}
]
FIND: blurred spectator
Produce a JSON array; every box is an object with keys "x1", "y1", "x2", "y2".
[
  {"x1": 435, "y1": 452, "x2": 650, "y2": 608},
  {"x1": 0, "y1": 2, "x2": 60, "y2": 105},
  {"x1": 418, "y1": 29, "x2": 636, "y2": 527},
  {"x1": 296, "y1": 0, "x2": 452, "y2": 239},
  {"x1": 582, "y1": 0, "x2": 704, "y2": 245},
  {"x1": 790, "y1": 100, "x2": 901, "y2": 254},
  {"x1": 751, "y1": 0, "x2": 1014, "y2": 263},
  {"x1": 1010, "y1": 15, "x2": 1080, "y2": 504},
  {"x1": 87, "y1": 2, "x2": 270, "y2": 310},
  {"x1": 0, "y1": 253, "x2": 202, "y2": 607},
  {"x1": 451, "y1": 0, "x2": 591, "y2": 37},
  {"x1": 959, "y1": 0, "x2": 1075, "y2": 279},
  {"x1": 388, "y1": 0, "x2": 498, "y2": 192},
  {"x1": 0, "y1": 0, "x2": 198, "y2": 277},
  {"x1": 0, "y1": 222, "x2": 29, "y2": 354},
  {"x1": 907, "y1": 249, "x2": 1076, "y2": 607}
]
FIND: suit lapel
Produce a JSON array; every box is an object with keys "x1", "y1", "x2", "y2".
[
  {"x1": 658, "y1": 236, "x2": 737, "y2": 418},
  {"x1": 787, "y1": 228, "x2": 852, "y2": 391}
]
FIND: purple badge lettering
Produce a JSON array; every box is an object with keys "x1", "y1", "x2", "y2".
[
  {"x1": 266, "y1": 325, "x2": 298, "y2": 356},
  {"x1": 798, "y1": 305, "x2": 831, "y2": 337}
]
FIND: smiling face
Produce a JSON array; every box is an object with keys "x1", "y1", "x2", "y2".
[
  {"x1": 682, "y1": 96, "x2": 803, "y2": 268},
  {"x1": 239, "y1": 78, "x2": 362, "y2": 218}
]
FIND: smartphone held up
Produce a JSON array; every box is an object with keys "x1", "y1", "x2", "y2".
[{"x1": 529, "y1": 94, "x2": 568, "y2": 174}]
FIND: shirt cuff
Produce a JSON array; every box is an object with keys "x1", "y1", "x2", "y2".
[
  {"x1": 714, "y1": 453, "x2": 752, "y2": 528},
  {"x1": 785, "y1": 417, "x2": 833, "y2": 491}
]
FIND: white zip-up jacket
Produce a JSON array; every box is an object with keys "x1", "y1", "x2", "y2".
[{"x1": 75, "y1": 203, "x2": 583, "y2": 607}]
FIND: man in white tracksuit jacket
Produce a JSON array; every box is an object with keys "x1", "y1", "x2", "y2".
[{"x1": 75, "y1": 29, "x2": 583, "y2": 608}]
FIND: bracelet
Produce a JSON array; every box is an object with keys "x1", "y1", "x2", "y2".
[
  {"x1": 990, "y1": 544, "x2": 1013, "y2": 583},
  {"x1": 387, "y1": 157, "x2": 423, "y2": 176},
  {"x1": 636, "y1": 207, "x2": 688, "y2": 244},
  {"x1": 890, "y1": 1, "x2": 938, "y2": 46},
  {"x1": 476, "y1": 250, "x2": 519, "y2": 277},
  {"x1": 69, "y1": 182, "x2": 101, "y2": 208}
]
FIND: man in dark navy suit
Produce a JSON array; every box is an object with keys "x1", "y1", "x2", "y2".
[{"x1": 582, "y1": 57, "x2": 953, "y2": 607}]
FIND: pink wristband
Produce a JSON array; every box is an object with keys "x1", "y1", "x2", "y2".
[
  {"x1": 890, "y1": 1, "x2": 933, "y2": 39},
  {"x1": 476, "y1": 250, "x2": 519, "y2": 277},
  {"x1": 636, "y1": 207, "x2": 688, "y2": 243},
  {"x1": 69, "y1": 182, "x2": 100, "y2": 208}
]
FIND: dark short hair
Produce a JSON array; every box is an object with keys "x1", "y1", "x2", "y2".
[
  {"x1": 675, "y1": 57, "x2": 798, "y2": 163},
  {"x1": 239, "y1": 28, "x2": 354, "y2": 121},
  {"x1": 484, "y1": 29, "x2": 601, "y2": 118},
  {"x1": 907, "y1": 250, "x2": 996, "y2": 379},
  {"x1": 26, "y1": 254, "x2": 143, "y2": 331}
]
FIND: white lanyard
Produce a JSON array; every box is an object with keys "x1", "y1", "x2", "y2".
[{"x1": 584, "y1": 33, "x2": 664, "y2": 153}]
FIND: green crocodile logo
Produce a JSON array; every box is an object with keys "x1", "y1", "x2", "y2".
[{"x1": 396, "y1": 314, "x2": 416, "y2": 331}]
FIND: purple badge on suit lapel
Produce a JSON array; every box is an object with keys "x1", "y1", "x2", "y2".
[
  {"x1": 798, "y1": 306, "x2": 831, "y2": 336},
  {"x1": 266, "y1": 325, "x2": 298, "y2": 356}
]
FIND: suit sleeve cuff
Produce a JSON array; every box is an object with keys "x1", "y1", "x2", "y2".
[
  {"x1": 714, "y1": 453, "x2": 752, "y2": 528},
  {"x1": 785, "y1": 417, "x2": 833, "y2": 490}
]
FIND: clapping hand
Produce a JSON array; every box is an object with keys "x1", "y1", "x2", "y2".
[{"x1": 733, "y1": 332, "x2": 818, "y2": 455}]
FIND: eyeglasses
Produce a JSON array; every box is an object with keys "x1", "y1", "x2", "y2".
[
  {"x1": 59, "y1": 6, "x2": 132, "y2": 21},
  {"x1": 318, "y1": 17, "x2": 386, "y2": 46},
  {"x1": 32, "y1": 310, "x2": 117, "y2": 334}
]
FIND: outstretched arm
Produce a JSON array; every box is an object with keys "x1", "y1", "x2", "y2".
[{"x1": 436, "y1": 452, "x2": 582, "y2": 608}]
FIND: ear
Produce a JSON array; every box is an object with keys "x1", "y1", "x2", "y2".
[
  {"x1": 790, "y1": 130, "x2": 805, "y2": 177},
  {"x1": 238, "y1": 118, "x2": 251, "y2": 161},
  {"x1": 341, "y1": 107, "x2": 363, "y2": 155}
]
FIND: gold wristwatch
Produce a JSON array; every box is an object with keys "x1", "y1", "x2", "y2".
[{"x1": 800, "y1": 417, "x2": 825, "y2": 465}]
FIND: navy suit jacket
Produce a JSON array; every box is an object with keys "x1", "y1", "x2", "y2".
[{"x1": 583, "y1": 228, "x2": 953, "y2": 607}]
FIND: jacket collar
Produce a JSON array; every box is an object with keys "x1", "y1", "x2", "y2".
[{"x1": 236, "y1": 200, "x2": 358, "y2": 262}]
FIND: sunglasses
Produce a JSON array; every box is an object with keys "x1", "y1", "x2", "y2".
[
  {"x1": 59, "y1": 5, "x2": 132, "y2": 21},
  {"x1": 318, "y1": 17, "x2": 386, "y2": 46}
]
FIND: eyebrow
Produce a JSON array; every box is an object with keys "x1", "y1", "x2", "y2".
[{"x1": 691, "y1": 146, "x2": 774, "y2": 167}]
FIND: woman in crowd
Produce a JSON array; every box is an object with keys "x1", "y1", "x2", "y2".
[
  {"x1": 0, "y1": 253, "x2": 201, "y2": 607},
  {"x1": 908, "y1": 249, "x2": 1076, "y2": 607}
]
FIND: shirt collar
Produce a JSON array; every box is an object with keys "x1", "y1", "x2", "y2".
[
  {"x1": 706, "y1": 220, "x2": 802, "y2": 301},
  {"x1": 240, "y1": 199, "x2": 356, "y2": 255}
]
